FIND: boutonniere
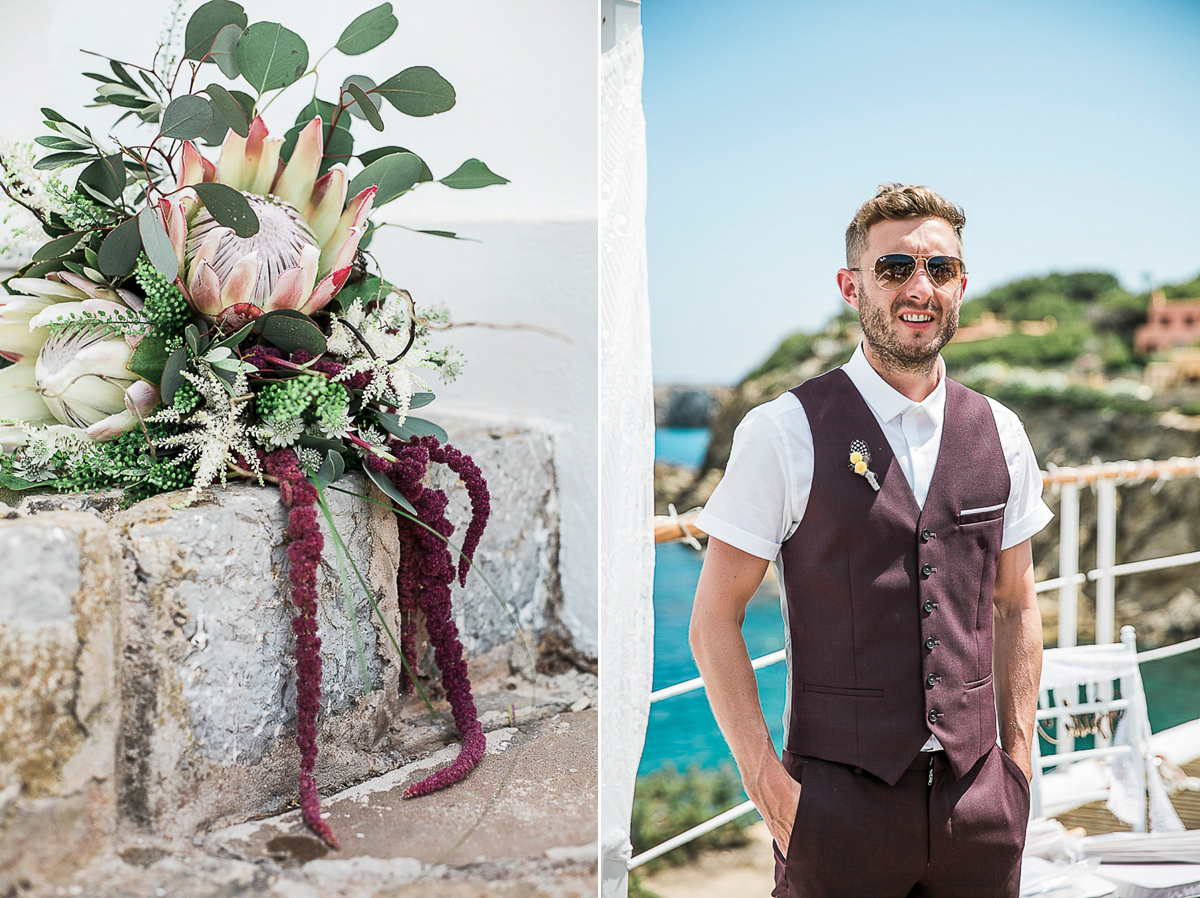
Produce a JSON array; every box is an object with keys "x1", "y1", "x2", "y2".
[{"x1": 849, "y1": 440, "x2": 880, "y2": 491}]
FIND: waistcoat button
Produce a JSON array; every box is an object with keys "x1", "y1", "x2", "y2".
[
  {"x1": 927, "y1": 673, "x2": 938, "y2": 687},
  {"x1": 920, "y1": 528, "x2": 933, "y2": 542},
  {"x1": 923, "y1": 600, "x2": 936, "y2": 613},
  {"x1": 921, "y1": 562, "x2": 935, "y2": 577},
  {"x1": 928, "y1": 709, "x2": 940, "y2": 724},
  {"x1": 925, "y1": 636, "x2": 938, "y2": 650}
]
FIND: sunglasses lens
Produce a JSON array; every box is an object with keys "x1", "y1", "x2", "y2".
[
  {"x1": 873, "y1": 254, "x2": 916, "y2": 289},
  {"x1": 926, "y1": 256, "x2": 963, "y2": 286}
]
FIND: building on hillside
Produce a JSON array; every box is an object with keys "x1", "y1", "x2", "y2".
[
  {"x1": 1134, "y1": 291, "x2": 1200, "y2": 353},
  {"x1": 953, "y1": 311, "x2": 1058, "y2": 344}
]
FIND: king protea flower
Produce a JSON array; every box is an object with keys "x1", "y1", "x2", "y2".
[
  {"x1": 0, "y1": 275, "x2": 157, "y2": 442},
  {"x1": 164, "y1": 116, "x2": 375, "y2": 324}
]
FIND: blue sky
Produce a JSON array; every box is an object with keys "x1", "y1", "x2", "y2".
[{"x1": 642, "y1": 0, "x2": 1200, "y2": 384}]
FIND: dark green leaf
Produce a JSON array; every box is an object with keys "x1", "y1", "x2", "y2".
[
  {"x1": 336, "y1": 3, "x2": 398, "y2": 56},
  {"x1": 343, "y1": 77, "x2": 384, "y2": 130},
  {"x1": 206, "y1": 83, "x2": 249, "y2": 137},
  {"x1": 0, "y1": 471, "x2": 55, "y2": 491},
  {"x1": 315, "y1": 449, "x2": 345, "y2": 488},
  {"x1": 376, "y1": 66, "x2": 455, "y2": 117},
  {"x1": 32, "y1": 232, "x2": 86, "y2": 262},
  {"x1": 137, "y1": 206, "x2": 179, "y2": 281},
  {"x1": 295, "y1": 97, "x2": 349, "y2": 131},
  {"x1": 160, "y1": 347, "x2": 188, "y2": 404},
  {"x1": 298, "y1": 434, "x2": 345, "y2": 453},
  {"x1": 347, "y1": 152, "x2": 422, "y2": 206},
  {"x1": 97, "y1": 217, "x2": 141, "y2": 277},
  {"x1": 439, "y1": 158, "x2": 509, "y2": 190},
  {"x1": 199, "y1": 117, "x2": 230, "y2": 147},
  {"x1": 380, "y1": 413, "x2": 448, "y2": 443},
  {"x1": 82, "y1": 71, "x2": 119, "y2": 85},
  {"x1": 33, "y1": 151, "x2": 94, "y2": 171},
  {"x1": 109, "y1": 60, "x2": 141, "y2": 91},
  {"x1": 75, "y1": 181, "x2": 120, "y2": 209},
  {"x1": 193, "y1": 183, "x2": 259, "y2": 237},
  {"x1": 14, "y1": 259, "x2": 70, "y2": 280},
  {"x1": 252, "y1": 309, "x2": 327, "y2": 355},
  {"x1": 184, "y1": 323, "x2": 202, "y2": 355},
  {"x1": 414, "y1": 229, "x2": 468, "y2": 239},
  {"x1": 160, "y1": 95, "x2": 214, "y2": 140},
  {"x1": 184, "y1": 0, "x2": 248, "y2": 61},
  {"x1": 358, "y1": 146, "x2": 433, "y2": 182},
  {"x1": 34, "y1": 135, "x2": 87, "y2": 151},
  {"x1": 409, "y1": 392, "x2": 435, "y2": 409},
  {"x1": 103, "y1": 94, "x2": 154, "y2": 110},
  {"x1": 209, "y1": 23, "x2": 243, "y2": 78},
  {"x1": 78, "y1": 154, "x2": 127, "y2": 201},
  {"x1": 212, "y1": 322, "x2": 253, "y2": 351},
  {"x1": 364, "y1": 465, "x2": 417, "y2": 515},
  {"x1": 41, "y1": 107, "x2": 67, "y2": 123},
  {"x1": 236, "y1": 22, "x2": 309, "y2": 94},
  {"x1": 127, "y1": 332, "x2": 173, "y2": 385}
]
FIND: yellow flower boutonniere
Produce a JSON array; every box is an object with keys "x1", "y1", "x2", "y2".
[{"x1": 849, "y1": 439, "x2": 880, "y2": 491}]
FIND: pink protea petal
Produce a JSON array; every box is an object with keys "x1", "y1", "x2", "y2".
[
  {"x1": 5, "y1": 277, "x2": 87, "y2": 300},
  {"x1": 217, "y1": 125, "x2": 251, "y2": 191},
  {"x1": 273, "y1": 117, "x2": 323, "y2": 210},
  {"x1": 248, "y1": 137, "x2": 283, "y2": 196},
  {"x1": 299, "y1": 264, "x2": 352, "y2": 315},
  {"x1": 160, "y1": 199, "x2": 187, "y2": 270},
  {"x1": 319, "y1": 224, "x2": 366, "y2": 281},
  {"x1": 180, "y1": 141, "x2": 217, "y2": 188},
  {"x1": 189, "y1": 225, "x2": 232, "y2": 276},
  {"x1": 264, "y1": 266, "x2": 308, "y2": 311},
  {"x1": 304, "y1": 167, "x2": 348, "y2": 248},
  {"x1": 219, "y1": 251, "x2": 259, "y2": 306},
  {"x1": 216, "y1": 302, "x2": 264, "y2": 331},
  {"x1": 188, "y1": 260, "x2": 223, "y2": 315}
]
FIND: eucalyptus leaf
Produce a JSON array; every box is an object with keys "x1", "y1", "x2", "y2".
[
  {"x1": 78, "y1": 154, "x2": 127, "y2": 200},
  {"x1": 358, "y1": 146, "x2": 433, "y2": 182},
  {"x1": 213, "y1": 321, "x2": 254, "y2": 349},
  {"x1": 193, "y1": 182, "x2": 259, "y2": 237},
  {"x1": 336, "y1": 3, "x2": 398, "y2": 56},
  {"x1": 409, "y1": 392, "x2": 435, "y2": 409},
  {"x1": 439, "y1": 158, "x2": 509, "y2": 190},
  {"x1": 378, "y1": 412, "x2": 448, "y2": 443},
  {"x1": 0, "y1": 471, "x2": 55, "y2": 491},
  {"x1": 76, "y1": 181, "x2": 120, "y2": 209},
  {"x1": 298, "y1": 434, "x2": 346, "y2": 453},
  {"x1": 184, "y1": 323, "x2": 201, "y2": 355},
  {"x1": 184, "y1": 0, "x2": 248, "y2": 61},
  {"x1": 375, "y1": 66, "x2": 455, "y2": 117},
  {"x1": 127, "y1": 332, "x2": 172, "y2": 385},
  {"x1": 160, "y1": 95, "x2": 214, "y2": 140},
  {"x1": 343, "y1": 76, "x2": 384, "y2": 127},
  {"x1": 295, "y1": 97, "x2": 349, "y2": 131},
  {"x1": 209, "y1": 23, "x2": 244, "y2": 78},
  {"x1": 97, "y1": 217, "x2": 141, "y2": 277},
  {"x1": 315, "y1": 450, "x2": 345, "y2": 488},
  {"x1": 364, "y1": 465, "x2": 417, "y2": 516},
  {"x1": 346, "y1": 152, "x2": 422, "y2": 206},
  {"x1": 137, "y1": 205, "x2": 179, "y2": 281},
  {"x1": 31, "y1": 232, "x2": 86, "y2": 262},
  {"x1": 160, "y1": 346, "x2": 188, "y2": 404},
  {"x1": 33, "y1": 151, "x2": 94, "y2": 171},
  {"x1": 252, "y1": 309, "x2": 327, "y2": 354},
  {"x1": 236, "y1": 22, "x2": 309, "y2": 95},
  {"x1": 34, "y1": 135, "x2": 87, "y2": 151},
  {"x1": 206, "y1": 83, "x2": 249, "y2": 137},
  {"x1": 199, "y1": 117, "x2": 231, "y2": 147}
]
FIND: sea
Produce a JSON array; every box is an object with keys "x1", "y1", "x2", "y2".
[{"x1": 642, "y1": 428, "x2": 1200, "y2": 777}]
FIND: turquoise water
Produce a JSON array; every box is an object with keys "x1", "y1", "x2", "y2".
[
  {"x1": 643, "y1": 429, "x2": 1200, "y2": 776},
  {"x1": 654, "y1": 427, "x2": 710, "y2": 468}
]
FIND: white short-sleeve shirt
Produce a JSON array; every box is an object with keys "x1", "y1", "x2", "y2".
[{"x1": 696, "y1": 345, "x2": 1054, "y2": 559}]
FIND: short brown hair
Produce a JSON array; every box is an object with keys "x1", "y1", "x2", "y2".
[{"x1": 845, "y1": 183, "x2": 966, "y2": 268}]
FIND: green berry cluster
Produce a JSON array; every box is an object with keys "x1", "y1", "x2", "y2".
[
  {"x1": 135, "y1": 256, "x2": 190, "y2": 336},
  {"x1": 257, "y1": 375, "x2": 349, "y2": 422},
  {"x1": 172, "y1": 379, "x2": 202, "y2": 414},
  {"x1": 54, "y1": 425, "x2": 194, "y2": 503}
]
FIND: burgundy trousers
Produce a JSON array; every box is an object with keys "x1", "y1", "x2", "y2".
[{"x1": 772, "y1": 745, "x2": 1029, "y2": 898}]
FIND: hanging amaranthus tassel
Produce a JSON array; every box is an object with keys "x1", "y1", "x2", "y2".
[{"x1": 265, "y1": 448, "x2": 340, "y2": 849}]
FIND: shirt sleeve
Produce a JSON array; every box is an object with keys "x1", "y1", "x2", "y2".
[
  {"x1": 987, "y1": 398, "x2": 1054, "y2": 550},
  {"x1": 695, "y1": 395, "x2": 808, "y2": 560}
]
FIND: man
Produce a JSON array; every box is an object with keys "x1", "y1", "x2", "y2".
[{"x1": 690, "y1": 184, "x2": 1052, "y2": 897}]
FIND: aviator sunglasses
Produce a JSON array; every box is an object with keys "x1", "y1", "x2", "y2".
[{"x1": 850, "y1": 253, "x2": 967, "y2": 290}]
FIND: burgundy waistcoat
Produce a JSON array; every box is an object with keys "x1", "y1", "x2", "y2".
[{"x1": 781, "y1": 368, "x2": 1009, "y2": 784}]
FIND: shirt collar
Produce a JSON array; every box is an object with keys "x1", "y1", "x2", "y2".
[{"x1": 842, "y1": 343, "x2": 947, "y2": 429}]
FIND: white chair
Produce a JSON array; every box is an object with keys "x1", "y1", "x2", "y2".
[{"x1": 1029, "y1": 625, "x2": 1182, "y2": 834}]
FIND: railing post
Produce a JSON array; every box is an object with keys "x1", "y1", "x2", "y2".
[
  {"x1": 1095, "y1": 479, "x2": 1118, "y2": 645},
  {"x1": 1058, "y1": 481, "x2": 1080, "y2": 649}
]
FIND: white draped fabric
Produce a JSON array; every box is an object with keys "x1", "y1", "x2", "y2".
[{"x1": 599, "y1": 24, "x2": 655, "y2": 898}]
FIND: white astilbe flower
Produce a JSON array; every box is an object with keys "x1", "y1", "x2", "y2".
[{"x1": 150, "y1": 368, "x2": 260, "y2": 506}]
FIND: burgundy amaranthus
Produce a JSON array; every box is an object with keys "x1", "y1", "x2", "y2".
[
  {"x1": 367, "y1": 435, "x2": 491, "y2": 798},
  {"x1": 264, "y1": 448, "x2": 340, "y2": 849}
]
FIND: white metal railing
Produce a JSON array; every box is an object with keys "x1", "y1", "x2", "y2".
[{"x1": 634, "y1": 457, "x2": 1200, "y2": 870}]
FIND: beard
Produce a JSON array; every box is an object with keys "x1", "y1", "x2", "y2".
[{"x1": 857, "y1": 286, "x2": 960, "y2": 376}]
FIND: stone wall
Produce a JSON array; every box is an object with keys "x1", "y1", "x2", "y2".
[{"x1": 0, "y1": 423, "x2": 562, "y2": 890}]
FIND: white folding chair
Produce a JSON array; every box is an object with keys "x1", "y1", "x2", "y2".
[{"x1": 1030, "y1": 625, "x2": 1182, "y2": 833}]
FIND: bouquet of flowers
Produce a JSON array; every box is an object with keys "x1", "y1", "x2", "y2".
[{"x1": 0, "y1": 1, "x2": 507, "y2": 848}]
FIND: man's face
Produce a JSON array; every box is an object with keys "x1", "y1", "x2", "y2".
[{"x1": 837, "y1": 217, "x2": 966, "y2": 375}]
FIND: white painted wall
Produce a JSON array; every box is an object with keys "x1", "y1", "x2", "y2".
[{"x1": 0, "y1": 0, "x2": 598, "y2": 653}]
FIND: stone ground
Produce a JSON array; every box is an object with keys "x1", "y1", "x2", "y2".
[
  {"x1": 7, "y1": 669, "x2": 597, "y2": 898},
  {"x1": 636, "y1": 822, "x2": 774, "y2": 898}
]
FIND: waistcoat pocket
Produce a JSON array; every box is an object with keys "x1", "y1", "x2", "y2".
[{"x1": 802, "y1": 683, "x2": 884, "y2": 698}]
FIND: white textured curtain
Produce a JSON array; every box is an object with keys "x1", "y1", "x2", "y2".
[{"x1": 600, "y1": 24, "x2": 654, "y2": 898}]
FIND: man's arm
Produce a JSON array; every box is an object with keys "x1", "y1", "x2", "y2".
[
  {"x1": 689, "y1": 537, "x2": 800, "y2": 849},
  {"x1": 992, "y1": 538, "x2": 1042, "y2": 781}
]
